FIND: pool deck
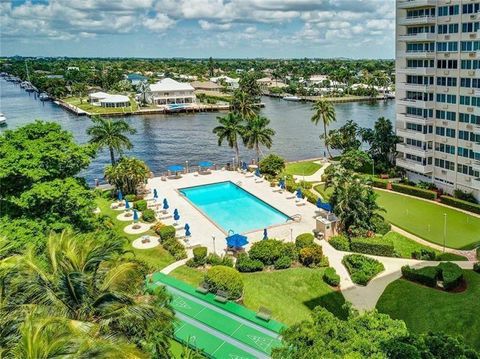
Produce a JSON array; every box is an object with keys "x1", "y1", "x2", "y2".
[{"x1": 146, "y1": 170, "x2": 317, "y2": 254}]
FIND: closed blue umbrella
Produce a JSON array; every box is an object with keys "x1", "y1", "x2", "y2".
[
  {"x1": 255, "y1": 168, "x2": 261, "y2": 177},
  {"x1": 117, "y1": 190, "x2": 123, "y2": 201},
  {"x1": 133, "y1": 209, "x2": 139, "y2": 222},
  {"x1": 184, "y1": 223, "x2": 190, "y2": 231},
  {"x1": 173, "y1": 210, "x2": 180, "y2": 224},
  {"x1": 153, "y1": 189, "x2": 158, "y2": 199},
  {"x1": 242, "y1": 162, "x2": 248, "y2": 171},
  {"x1": 125, "y1": 199, "x2": 130, "y2": 209},
  {"x1": 296, "y1": 188, "x2": 303, "y2": 199},
  {"x1": 280, "y1": 180, "x2": 286, "y2": 190},
  {"x1": 163, "y1": 198, "x2": 169, "y2": 210},
  {"x1": 173, "y1": 208, "x2": 179, "y2": 216},
  {"x1": 263, "y1": 228, "x2": 268, "y2": 240},
  {"x1": 185, "y1": 223, "x2": 191, "y2": 236},
  {"x1": 226, "y1": 233, "x2": 249, "y2": 247}
]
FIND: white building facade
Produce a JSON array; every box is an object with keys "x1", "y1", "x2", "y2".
[
  {"x1": 148, "y1": 78, "x2": 196, "y2": 106},
  {"x1": 396, "y1": 0, "x2": 480, "y2": 200}
]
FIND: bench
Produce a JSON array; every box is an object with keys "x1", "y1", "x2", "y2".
[
  {"x1": 195, "y1": 282, "x2": 209, "y2": 294},
  {"x1": 256, "y1": 306, "x2": 272, "y2": 321},
  {"x1": 214, "y1": 290, "x2": 229, "y2": 303}
]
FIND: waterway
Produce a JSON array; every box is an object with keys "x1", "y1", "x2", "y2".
[{"x1": 0, "y1": 79, "x2": 395, "y2": 183}]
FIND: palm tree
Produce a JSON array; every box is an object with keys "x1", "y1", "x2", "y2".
[
  {"x1": 231, "y1": 90, "x2": 257, "y2": 120},
  {"x1": 0, "y1": 231, "x2": 174, "y2": 358},
  {"x1": 105, "y1": 156, "x2": 150, "y2": 194},
  {"x1": 137, "y1": 80, "x2": 151, "y2": 106},
  {"x1": 87, "y1": 116, "x2": 136, "y2": 165},
  {"x1": 311, "y1": 99, "x2": 336, "y2": 158},
  {"x1": 243, "y1": 115, "x2": 275, "y2": 163},
  {"x1": 213, "y1": 112, "x2": 245, "y2": 166}
]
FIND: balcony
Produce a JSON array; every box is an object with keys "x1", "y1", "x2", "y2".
[
  {"x1": 397, "y1": 0, "x2": 437, "y2": 9},
  {"x1": 396, "y1": 127, "x2": 434, "y2": 142},
  {"x1": 397, "y1": 67, "x2": 436, "y2": 76},
  {"x1": 398, "y1": 82, "x2": 433, "y2": 92},
  {"x1": 398, "y1": 15, "x2": 436, "y2": 26},
  {"x1": 399, "y1": 33, "x2": 436, "y2": 41},
  {"x1": 397, "y1": 113, "x2": 434, "y2": 125},
  {"x1": 396, "y1": 143, "x2": 433, "y2": 157},
  {"x1": 396, "y1": 157, "x2": 433, "y2": 174},
  {"x1": 397, "y1": 97, "x2": 434, "y2": 109},
  {"x1": 399, "y1": 50, "x2": 436, "y2": 58}
]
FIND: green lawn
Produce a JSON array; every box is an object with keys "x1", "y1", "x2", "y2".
[
  {"x1": 376, "y1": 190, "x2": 480, "y2": 250},
  {"x1": 285, "y1": 161, "x2": 322, "y2": 176},
  {"x1": 169, "y1": 266, "x2": 348, "y2": 326},
  {"x1": 377, "y1": 270, "x2": 480, "y2": 350},
  {"x1": 96, "y1": 197, "x2": 175, "y2": 271},
  {"x1": 314, "y1": 183, "x2": 333, "y2": 200},
  {"x1": 64, "y1": 96, "x2": 139, "y2": 114}
]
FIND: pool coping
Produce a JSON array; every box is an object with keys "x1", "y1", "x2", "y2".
[{"x1": 175, "y1": 180, "x2": 294, "y2": 235}]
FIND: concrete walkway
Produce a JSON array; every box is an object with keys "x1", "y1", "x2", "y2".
[
  {"x1": 161, "y1": 257, "x2": 190, "y2": 274},
  {"x1": 293, "y1": 161, "x2": 331, "y2": 183}
]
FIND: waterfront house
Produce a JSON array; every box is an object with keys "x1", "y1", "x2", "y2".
[
  {"x1": 88, "y1": 92, "x2": 130, "y2": 108},
  {"x1": 191, "y1": 81, "x2": 223, "y2": 92},
  {"x1": 126, "y1": 73, "x2": 148, "y2": 86},
  {"x1": 148, "y1": 78, "x2": 196, "y2": 106},
  {"x1": 210, "y1": 76, "x2": 239, "y2": 90}
]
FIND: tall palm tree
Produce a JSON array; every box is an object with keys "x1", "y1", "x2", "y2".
[
  {"x1": 213, "y1": 112, "x2": 245, "y2": 166},
  {"x1": 311, "y1": 99, "x2": 336, "y2": 158},
  {"x1": 87, "y1": 116, "x2": 136, "y2": 165},
  {"x1": 243, "y1": 115, "x2": 275, "y2": 163},
  {"x1": 231, "y1": 90, "x2": 257, "y2": 120},
  {"x1": 137, "y1": 80, "x2": 151, "y2": 106},
  {"x1": 105, "y1": 156, "x2": 150, "y2": 194}
]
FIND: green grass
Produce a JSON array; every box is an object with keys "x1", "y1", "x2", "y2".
[
  {"x1": 64, "y1": 96, "x2": 139, "y2": 114},
  {"x1": 376, "y1": 190, "x2": 480, "y2": 250},
  {"x1": 313, "y1": 183, "x2": 333, "y2": 201},
  {"x1": 96, "y1": 196, "x2": 175, "y2": 271},
  {"x1": 285, "y1": 161, "x2": 322, "y2": 176},
  {"x1": 383, "y1": 232, "x2": 467, "y2": 261},
  {"x1": 169, "y1": 266, "x2": 348, "y2": 325},
  {"x1": 377, "y1": 270, "x2": 480, "y2": 350}
]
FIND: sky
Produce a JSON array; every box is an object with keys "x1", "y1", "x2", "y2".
[{"x1": 1, "y1": 0, "x2": 395, "y2": 59}]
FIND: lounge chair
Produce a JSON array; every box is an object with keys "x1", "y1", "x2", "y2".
[
  {"x1": 296, "y1": 199, "x2": 307, "y2": 206},
  {"x1": 214, "y1": 290, "x2": 229, "y2": 303},
  {"x1": 256, "y1": 306, "x2": 272, "y2": 321},
  {"x1": 196, "y1": 282, "x2": 209, "y2": 294},
  {"x1": 254, "y1": 177, "x2": 264, "y2": 183},
  {"x1": 285, "y1": 192, "x2": 296, "y2": 199}
]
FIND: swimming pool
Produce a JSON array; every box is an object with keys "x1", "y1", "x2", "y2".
[{"x1": 179, "y1": 181, "x2": 290, "y2": 233}]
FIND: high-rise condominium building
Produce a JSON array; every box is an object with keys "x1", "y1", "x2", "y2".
[{"x1": 396, "y1": 0, "x2": 480, "y2": 200}]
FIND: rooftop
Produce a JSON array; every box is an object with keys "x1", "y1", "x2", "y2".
[{"x1": 149, "y1": 78, "x2": 195, "y2": 92}]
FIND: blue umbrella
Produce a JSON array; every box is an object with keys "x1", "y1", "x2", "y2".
[
  {"x1": 173, "y1": 210, "x2": 180, "y2": 223},
  {"x1": 184, "y1": 223, "x2": 191, "y2": 236},
  {"x1": 255, "y1": 168, "x2": 261, "y2": 177},
  {"x1": 263, "y1": 228, "x2": 268, "y2": 240},
  {"x1": 163, "y1": 198, "x2": 169, "y2": 210},
  {"x1": 153, "y1": 189, "x2": 158, "y2": 199},
  {"x1": 173, "y1": 208, "x2": 179, "y2": 216},
  {"x1": 296, "y1": 188, "x2": 303, "y2": 199},
  {"x1": 184, "y1": 223, "x2": 190, "y2": 231},
  {"x1": 316, "y1": 198, "x2": 323, "y2": 208},
  {"x1": 167, "y1": 165, "x2": 185, "y2": 172},
  {"x1": 226, "y1": 233, "x2": 249, "y2": 247},
  {"x1": 125, "y1": 199, "x2": 130, "y2": 209},
  {"x1": 242, "y1": 161, "x2": 248, "y2": 171},
  {"x1": 117, "y1": 190, "x2": 123, "y2": 201},
  {"x1": 198, "y1": 161, "x2": 213, "y2": 167},
  {"x1": 133, "y1": 209, "x2": 139, "y2": 223}
]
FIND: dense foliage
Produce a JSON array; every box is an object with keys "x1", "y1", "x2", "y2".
[
  {"x1": 258, "y1": 153, "x2": 285, "y2": 177},
  {"x1": 104, "y1": 157, "x2": 150, "y2": 195},
  {"x1": 342, "y1": 254, "x2": 385, "y2": 286},
  {"x1": 204, "y1": 266, "x2": 244, "y2": 299}
]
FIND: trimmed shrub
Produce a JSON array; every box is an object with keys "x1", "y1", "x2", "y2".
[
  {"x1": 391, "y1": 183, "x2": 437, "y2": 200},
  {"x1": 371, "y1": 178, "x2": 389, "y2": 189},
  {"x1": 162, "y1": 238, "x2": 187, "y2": 260},
  {"x1": 440, "y1": 196, "x2": 480, "y2": 215},
  {"x1": 124, "y1": 194, "x2": 136, "y2": 202},
  {"x1": 412, "y1": 248, "x2": 436, "y2": 260},
  {"x1": 436, "y1": 252, "x2": 468, "y2": 261},
  {"x1": 279, "y1": 242, "x2": 298, "y2": 262},
  {"x1": 372, "y1": 217, "x2": 391, "y2": 235},
  {"x1": 401, "y1": 265, "x2": 439, "y2": 288},
  {"x1": 141, "y1": 209, "x2": 156, "y2": 223},
  {"x1": 206, "y1": 254, "x2": 233, "y2": 267},
  {"x1": 438, "y1": 262, "x2": 463, "y2": 291},
  {"x1": 249, "y1": 239, "x2": 284, "y2": 265},
  {"x1": 134, "y1": 199, "x2": 147, "y2": 211},
  {"x1": 273, "y1": 256, "x2": 292, "y2": 270},
  {"x1": 299, "y1": 244, "x2": 324, "y2": 267},
  {"x1": 323, "y1": 267, "x2": 340, "y2": 287},
  {"x1": 204, "y1": 266, "x2": 244, "y2": 299},
  {"x1": 350, "y1": 236, "x2": 395, "y2": 257},
  {"x1": 258, "y1": 154, "x2": 285, "y2": 177},
  {"x1": 474, "y1": 263, "x2": 480, "y2": 273},
  {"x1": 235, "y1": 253, "x2": 264, "y2": 272},
  {"x1": 295, "y1": 233, "x2": 315, "y2": 250},
  {"x1": 342, "y1": 254, "x2": 385, "y2": 286},
  {"x1": 157, "y1": 225, "x2": 176, "y2": 241},
  {"x1": 303, "y1": 190, "x2": 318, "y2": 205},
  {"x1": 193, "y1": 246, "x2": 208, "y2": 262},
  {"x1": 329, "y1": 235, "x2": 350, "y2": 251}
]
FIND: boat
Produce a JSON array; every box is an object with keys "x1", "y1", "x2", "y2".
[
  {"x1": 0, "y1": 113, "x2": 7, "y2": 126},
  {"x1": 283, "y1": 95, "x2": 301, "y2": 101},
  {"x1": 39, "y1": 92, "x2": 51, "y2": 101}
]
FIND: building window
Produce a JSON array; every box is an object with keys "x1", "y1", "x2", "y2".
[
  {"x1": 462, "y1": 22, "x2": 480, "y2": 33},
  {"x1": 460, "y1": 41, "x2": 480, "y2": 52},
  {"x1": 439, "y1": 5, "x2": 459, "y2": 16},
  {"x1": 462, "y1": 3, "x2": 480, "y2": 14}
]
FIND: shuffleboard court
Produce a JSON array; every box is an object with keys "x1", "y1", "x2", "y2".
[{"x1": 148, "y1": 273, "x2": 284, "y2": 358}]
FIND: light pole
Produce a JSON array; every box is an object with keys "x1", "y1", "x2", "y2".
[
  {"x1": 185, "y1": 160, "x2": 189, "y2": 173},
  {"x1": 443, "y1": 213, "x2": 447, "y2": 253}
]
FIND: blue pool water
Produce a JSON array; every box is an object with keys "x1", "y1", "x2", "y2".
[{"x1": 180, "y1": 181, "x2": 290, "y2": 233}]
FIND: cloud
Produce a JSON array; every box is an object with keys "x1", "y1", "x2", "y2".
[{"x1": 198, "y1": 20, "x2": 231, "y2": 31}]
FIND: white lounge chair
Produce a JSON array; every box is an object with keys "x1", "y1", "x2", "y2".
[
  {"x1": 285, "y1": 192, "x2": 296, "y2": 199},
  {"x1": 296, "y1": 199, "x2": 307, "y2": 206},
  {"x1": 245, "y1": 172, "x2": 254, "y2": 178}
]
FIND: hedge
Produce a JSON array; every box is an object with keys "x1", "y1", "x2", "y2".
[
  {"x1": 156, "y1": 225, "x2": 176, "y2": 241},
  {"x1": 391, "y1": 183, "x2": 437, "y2": 200},
  {"x1": 206, "y1": 254, "x2": 233, "y2": 267},
  {"x1": 371, "y1": 178, "x2": 389, "y2": 189},
  {"x1": 412, "y1": 248, "x2": 436, "y2": 260},
  {"x1": 350, "y1": 236, "x2": 395, "y2": 257},
  {"x1": 299, "y1": 244, "x2": 324, "y2": 267},
  {"x1": 401, "y1": 265, "x2": 439, "y2": 288},
  {"x1": 204, "y1": 266, "x2": 244, "y2": 299},
  {"x1": 134, "y1": 199, "x2": 148, "y2": 211},
  {"x1": 323, "y1": 267, "x2": 340, "y2": 287},
  {"x1": 249, "y1": 239, "x2": 285, "y2": 265},
  {"x1": 295, "y1": 233, "x2": 315, "y2": 250},
  {"x1": 440, "y1": 196, "x2": 480, "y2": 215},
  {"x1": 192, "y1": 246, "x2": 208, "y2": 266},
  {"x1": 162, "y1": 238, "x2": 187, "y2": 260},
  {"x1": 438, "y1": 262, "x2": 463, "y2": 291},
  {"x1": 235, "y1": 253, "x2": 264, "y2": 272},
  {"x1": 304, "y1": 190, "x2": 318, "y2": 205},
  {"x1": 274, "y1": 256, "x2": 292, "y2": 270},
  {"x1": 329, "y1": 235, "x2": 351, "y2": 251},
  {"x1": 141, "y1": 209, "x2": 156, "y2": 223},
  {"x1": 342, "y1": 254, "x2": 384, "y2": 286}
]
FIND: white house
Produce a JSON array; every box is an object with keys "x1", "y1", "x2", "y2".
[
  {"x1": 210, "y1": 76, "x2": 239, "y2": 90},
  {"x1": 148, "y1": 78, "x2": 196, "y2": 106},
  {"x1": 88, "y1": 92, "x2": 130, "y2": 108}
]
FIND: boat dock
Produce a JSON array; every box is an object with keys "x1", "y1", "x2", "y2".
[{"x1": 263, "y1": 92, "x2": 393, "y2": 103}]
